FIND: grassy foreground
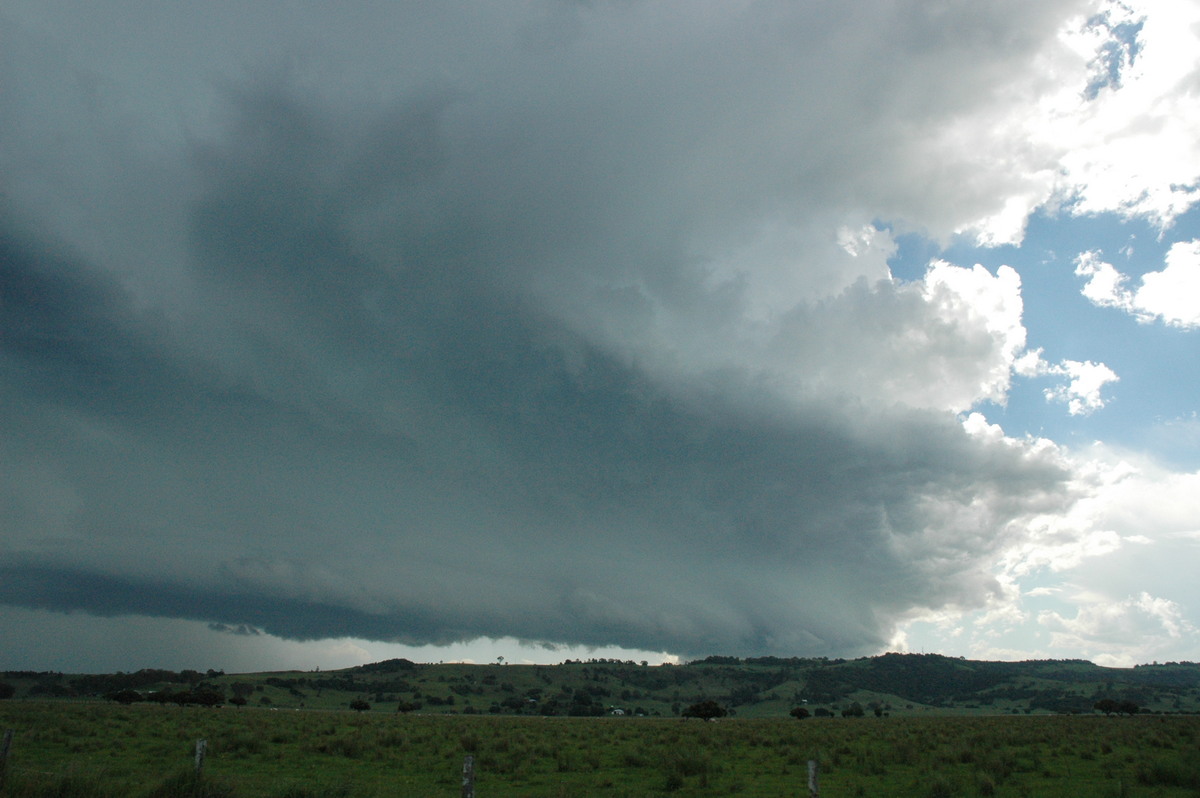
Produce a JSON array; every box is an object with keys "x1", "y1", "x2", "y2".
[{"x1": 1, "y1": 701, "x2": 1198, "y2": 797}]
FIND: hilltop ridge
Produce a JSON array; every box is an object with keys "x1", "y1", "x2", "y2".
[{"x1": 5, "y1": 653, "x2": 1199, "y2": 717}]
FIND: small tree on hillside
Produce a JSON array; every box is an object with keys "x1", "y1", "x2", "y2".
[
  {"x1": 789, "y1": 706, "x2": 810, "y2": 720},
  {"x1": 191, "y1": 687, "x2": 225, "y2": 707},
  {"x1": 1118, "y1": 700, "x2": 1141, "y2": 715},
  {"x1": 169, "y1": 690, "x2": 194, "y2": 707},
  {"x1": 230, "y1": 682, "x2": 256, "y2": 699},
  {"x1": 349, "y1": 699, "x2": 371, "y2": 712}
]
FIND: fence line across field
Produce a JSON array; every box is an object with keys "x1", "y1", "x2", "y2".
[{"x1": 0, "y1": 724, "x2": 826, "y2": 796}]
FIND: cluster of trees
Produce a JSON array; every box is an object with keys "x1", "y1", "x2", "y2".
[
  {"x1": 1094, "y1": 699, "x2": 1143, "y2": 715},
  {"x1": 103, "y1": 686, "x2": 227, "y2": 707},
  {"x1": 681, "y1": 700, "x2": 728, "y2": 720},
  {"x1": 791, "y1": 701, "x2": 869, "y2": 718},
  {"x1": 801, "y1": 655, "x2": 1001, "y2": 706},
  {"x1": 350, "y1": 658, "x2": 417, "y2": 674},
  {"x1": 77, "y1": 668, "x2": 221, "y2": 693},
  {"x1": 2, "y1": 669, "x2": 227, "y2": 700},
  {"x1": 470, "y1": 684, "x2": 620, "y2": 717}
]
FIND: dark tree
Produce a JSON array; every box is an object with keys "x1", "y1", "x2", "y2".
[
  {"x1": 681, "y1": 700, "x2": 728, "y2": 721},
  {"x1": 106, "y1": 689, "x2": 143, "y2": 705},
  {"x1": 789, "y1": 706, "x2": 810, "y2": 720},
  {"x1": 230, "y1": 682, "x2": 256, "y2": 698},
  {"x1": 229, "y1": 695, "x2": 247, "y2": 708},
  {"x1": 841, "y1": 701, "x2": 865, "y2": 717},
  {"x1": 1095, "y1": 698, "x2": 1141, "y2": 715},
  {"x1": 0, "y1": 682, "x2": 15, "y2": 700},
  {"x1": 349, "y1": 699, "x2": 371, "y2": 712},
  {"x1": 191, "y1": 688, "x2": 225, "y2": 707}
]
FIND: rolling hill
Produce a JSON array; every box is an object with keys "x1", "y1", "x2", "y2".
[{"x1": 5, "y1": 653, "x2": 1199, "y2": 718}]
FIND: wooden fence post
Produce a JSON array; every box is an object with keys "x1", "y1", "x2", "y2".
[
  {"x1": 194, "y1": 739, "x2": 207, "y2": 777},
  {"x1": 0, "y1": 729, "x2": 13, "y2": 790},
  {"x1": 807, "y1": 759, "x2": 819, "y2": 797},
  {"x1": 462, "y1": 754, "x2": 475, "y2": 798}
]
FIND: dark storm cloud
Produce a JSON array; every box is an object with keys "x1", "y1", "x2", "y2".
[
  {"x1": 0, "y1": 0, "x2": 1087, "y2": 660},
  {"x1": 0, "y1": 184, "x2": 1070, "y2": 656},
  {"x1": 0, "y1": 566, "x2": 452, "y2": 644},
  {"x1": 1, "y1": 233, "x2": 158, "y2": 399}
]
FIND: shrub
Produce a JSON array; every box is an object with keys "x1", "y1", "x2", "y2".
[
  {"x1": 144, "y1": 770, "x2": 236, "y2": 798},
  {"x1": 11, "y1": 770, "x2": 115, "y2": 798},
  {"x1": 272, "y1": 783, "x2": 352, "y2": 798},
  {"x1": 1136, "y1": 756, "x2": 1200, "y2": 788},
  {"x1": 622, "y1": 748, "x2": 650, "y2": 767},
  {"x1": 926, "y1": 775, "x2": 954, "y2": 798}
]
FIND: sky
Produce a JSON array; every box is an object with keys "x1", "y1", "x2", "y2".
[{"x1": 1, "y1": 0, "x2": 1198, "y2": 674}]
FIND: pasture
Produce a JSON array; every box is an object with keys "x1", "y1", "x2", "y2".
[{"x1": 1, "y1": 701, "x2": 1198, "y2": 797}]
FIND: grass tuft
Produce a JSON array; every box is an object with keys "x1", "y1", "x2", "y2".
[{"x1": 142, "y1": 769, "x2": 236, "y2": 798}]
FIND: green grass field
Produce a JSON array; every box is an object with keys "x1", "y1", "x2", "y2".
[{"x1": 2, "y1": 701, "x2": 1199, "y2": 797}]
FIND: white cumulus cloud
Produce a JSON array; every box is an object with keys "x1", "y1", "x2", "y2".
[
  {"x1": 1043, "y1": 359, "x2": 1120, "y2": 415},
  {"x1": 1051, "y1": 0, "x2": 1200, "y2": 226},
  {"x1": 1039, "y1": 591, "x2": 1194, "y2": 667},
  {"x1": 1076, "y1": 242, "x2": 1200, "y2": 327}
]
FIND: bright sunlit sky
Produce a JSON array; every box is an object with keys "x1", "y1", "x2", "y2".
[{"x1": 2, "y1": 0, "x2": 1198, "y2": 673}]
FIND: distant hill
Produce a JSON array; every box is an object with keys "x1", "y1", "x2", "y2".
[{"x1": 5, "y1": 653, "x2": 1199, "y2": 717}]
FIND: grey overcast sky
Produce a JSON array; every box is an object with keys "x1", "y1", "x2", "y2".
[{"x1": 2, "y1": 0, "x2": 1199, "y2": 673}]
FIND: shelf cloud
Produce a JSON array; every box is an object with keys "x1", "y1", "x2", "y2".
[{"x1": 3, "y1": 0, "x2": 1199, "y2": 667}]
